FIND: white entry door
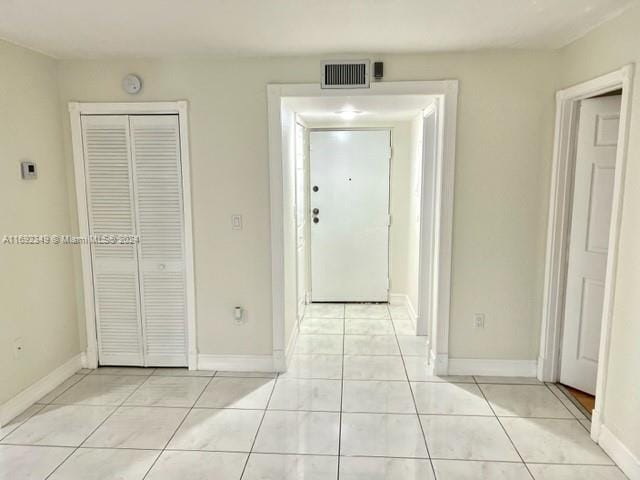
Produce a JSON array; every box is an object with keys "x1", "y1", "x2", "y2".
[
  {"x1": 560, "y1": 95, "x2": 621, "y2": 395},
  {"x1": 310, "y1": 130, "x2": 391, "y2": 302}
]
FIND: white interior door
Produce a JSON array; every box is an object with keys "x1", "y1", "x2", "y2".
[
  {"x1": 130, "y1": 115, "x2": 187, "y2": 366},
  {"x1": 560, "y1": 95, "x2": 621, "y2": 395},
  {"x1": 82, "y1": 115, "x2": 144, "y2": 366},
  {"x1": 82, "y1": 114, "x2": 188, "y2": 367},
  {"x1": 310, "y1": 130, "x2": 391, "y2": 302}
]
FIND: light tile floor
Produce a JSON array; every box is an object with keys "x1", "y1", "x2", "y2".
[{"x1": 0, "y1": 303, "x2": 627, "y2": 479}]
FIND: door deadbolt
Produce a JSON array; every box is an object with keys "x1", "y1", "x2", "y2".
[
  {"x1": 312, "y1": 208, "x2": 319, "y2": 215},
  {"x1": 313, "y1": 185, "x2": 319, "y2": 192}
]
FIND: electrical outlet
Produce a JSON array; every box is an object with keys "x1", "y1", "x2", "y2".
[
  {"x1": 231, "y1": 214, "x2": 243, "y2": 231},
  {"x1": 13, "y1": 337, "x2": 24, "y2": 358},
  {"x1": 473, "y1": 313, "x2": 485, "y2": 329}
]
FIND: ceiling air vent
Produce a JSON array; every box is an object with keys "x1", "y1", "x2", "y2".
[{"x1": 321, "y1": 60, "x2": 370, "y2": 89}]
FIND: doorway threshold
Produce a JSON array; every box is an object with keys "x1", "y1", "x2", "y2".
[{"x1": 556, "y1": 383, "x2": 594, "y2": 419}]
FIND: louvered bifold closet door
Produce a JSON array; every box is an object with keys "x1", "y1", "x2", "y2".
[
  {"x1": 130, "y1": 115, "x2": 187, "y2": 366},
  {"x1": 81, "y1": 115, "x2": 144, "y2": 366}
]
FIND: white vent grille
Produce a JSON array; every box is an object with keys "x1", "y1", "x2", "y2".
[{"x1": 321, "y1": 60, "x2": 370, "y2": 89}]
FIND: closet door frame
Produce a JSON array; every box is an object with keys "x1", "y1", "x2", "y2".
[{"x1": 69, "y1": 101, "x2": 197, "y2": 370}]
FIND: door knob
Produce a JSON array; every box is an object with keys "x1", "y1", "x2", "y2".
[
  {"x1": 313, "y1": 186, "x2": 319, "y2": 192},
  {"x1": 312, "y1": 208, "x2": 319, "y2": 215},
  {"x1": 313, "y1": 217, "x2": 319, "y2": 224}
]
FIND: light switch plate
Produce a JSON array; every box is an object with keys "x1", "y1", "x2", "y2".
[{"x1": 231, "y1": 214, "x2": 242, "y2": 230}]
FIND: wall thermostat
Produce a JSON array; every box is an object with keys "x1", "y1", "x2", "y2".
[
  {"x1": 21, "y1": 161, "x2": 37, "y2": 180},
  {"x1": 122, "y1": 74, "x2": 142, "y2": 94}
]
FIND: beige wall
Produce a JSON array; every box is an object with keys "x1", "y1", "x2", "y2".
[
  {"x1": 55, "y1": 51, "x2": 558, "y2": 361},
  {"x1": 0, "y1": 41, "x2": 79, "y2": 404},
  {"x1": 559, "y1": 3, "x2": 640, "y2": 460},
  {"x1": 388, "y1": 122, "x2": 412, "y2": 297}
]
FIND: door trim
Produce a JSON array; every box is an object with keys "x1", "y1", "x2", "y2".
[
  {"x1": 538, "y1": 65, "x2": 634, "y2": 441},
  {"x1": 267, "y1": 81, "x2": 458, "y2": 374},
  {"x1": 68, "y1": 101, "x2": 197, "y2": 370}
]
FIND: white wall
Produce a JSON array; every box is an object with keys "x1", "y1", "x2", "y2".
[
  {"x1": 389, "y1": 122, "x2": 412, "y2": 298},
  {"x1": 55, "y1": 51, "x2": 558, "y2": 362},
  {"x1": 406, "y1": 115, "x2": 424, "y2": 315},
  {"x1": 559, "y1": 3, "x2": 640, "y2": 464},
  {"x1": 281, "y1": 106, "x2": 298, "y2": 355},
  {"x1": 0, "y1": 40, "x2": 79, "y2": 404}
]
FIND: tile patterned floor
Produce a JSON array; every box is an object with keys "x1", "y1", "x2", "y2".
[{"x1": 0, "y1": 303, "x2": 627, "y2": 479}]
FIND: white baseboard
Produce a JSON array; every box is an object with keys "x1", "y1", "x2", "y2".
[
  {"x1": 79, "y1": 352, "x2": 89, "y2": 369},
  {"x1": 448, "y1": 358, "x2": 538, "y2": 377},
  {"x1": 598, "y1": 424, "x2": 640, "y2": 479},
  {"x1": 591, "y1": 409, "x2": 602, "y2": 441},
  {"x1": 0, "y1": 353, "x2": 84, "y2": 427},
  {"x1": 430, "y1": 351, "x2": 449, "y2": 375},
  {"x1": 406, "y1": 300, "x2": 418, "y2": 327},
  {"x1": 197, "y1": 354, "x2": 278, "y2": 372},
  {"x1": 388, "y1": 293, "x2": 418, "y2": 327},
  {"x1": 297, "y1": 300, "x2": 306, "y2": 323},
  {"x1": 388, "y1": 293, "x2": 406, "y2": 306},
  {"x1": 285, "y1": 320, "x2": 300, "y2": 370}
]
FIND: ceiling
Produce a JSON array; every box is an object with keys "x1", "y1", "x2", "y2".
[
  {"x1": 0, "y1": 0, "x2": 635, "y2": 59},
  {"x1": 288, "y1": 95, "x2": 434, "y2": 124}
]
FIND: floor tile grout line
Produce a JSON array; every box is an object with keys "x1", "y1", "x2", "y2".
[
  {"x1": 238, "y1": 369, "x2": 278, "y2": 480},
  {"x1": 0, "y1": 403, "x2": 47, "y2": 443},
  {"x1": 544, "y1": 385, "x2": 614, "y2": 460},
  {"x1": 475, "y1": 380, "x2": 536, "y2": 479},
  {"x1": 43, "y1": 370, "x2": 154, "y2": 480},
  {"x1": 336, "y1": 307, "x2": 346, "y2": 480},
  {"x1": 140, "y1": 373, "x2": 217, "y2": 480},
  {"x1": 39, "y1": 371, "x2": 155, "y2": 406},
  {"x1": 0, "y1": 441, "x2": 623, "y2": 467},
  {"x1": 387, "y1": 303, "x2": 438, "y2": 479},
  {"x1": 36, "y1": 372, "x2": 88, "y2": 405},
  {"x1": 545, "y1": 382, "x2": 587, "y2": 421},
  {"x1": 553, "y1": 383, "x2": 593, "y2": 420},
  {"x1": 542, "y1": 382, "x2": 581, "y2": 419}
]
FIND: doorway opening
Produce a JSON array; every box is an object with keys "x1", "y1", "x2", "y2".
[
  {"x1": 289, "y1": 95, "x2": 435, "y2": 344},
  {"x1": 557, "y1": 92, "x2": 622, "y2": 419},
  {"x1": 267, "y1": 81, "x2": 458, "y2": 374},
  {"x1": 538, "y1": 65, "x2": 634, "y2": 440},
  {"x1": 69, "y1": 102, "x2": 197, "y2": 370}
]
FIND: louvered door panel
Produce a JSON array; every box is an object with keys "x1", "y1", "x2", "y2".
[
  {"x1": 81, "y1": 115, "x2": 144, "y2": 366},
  {"x1": 130, "y1": 115, "x2": 187, "y2": 366}
]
